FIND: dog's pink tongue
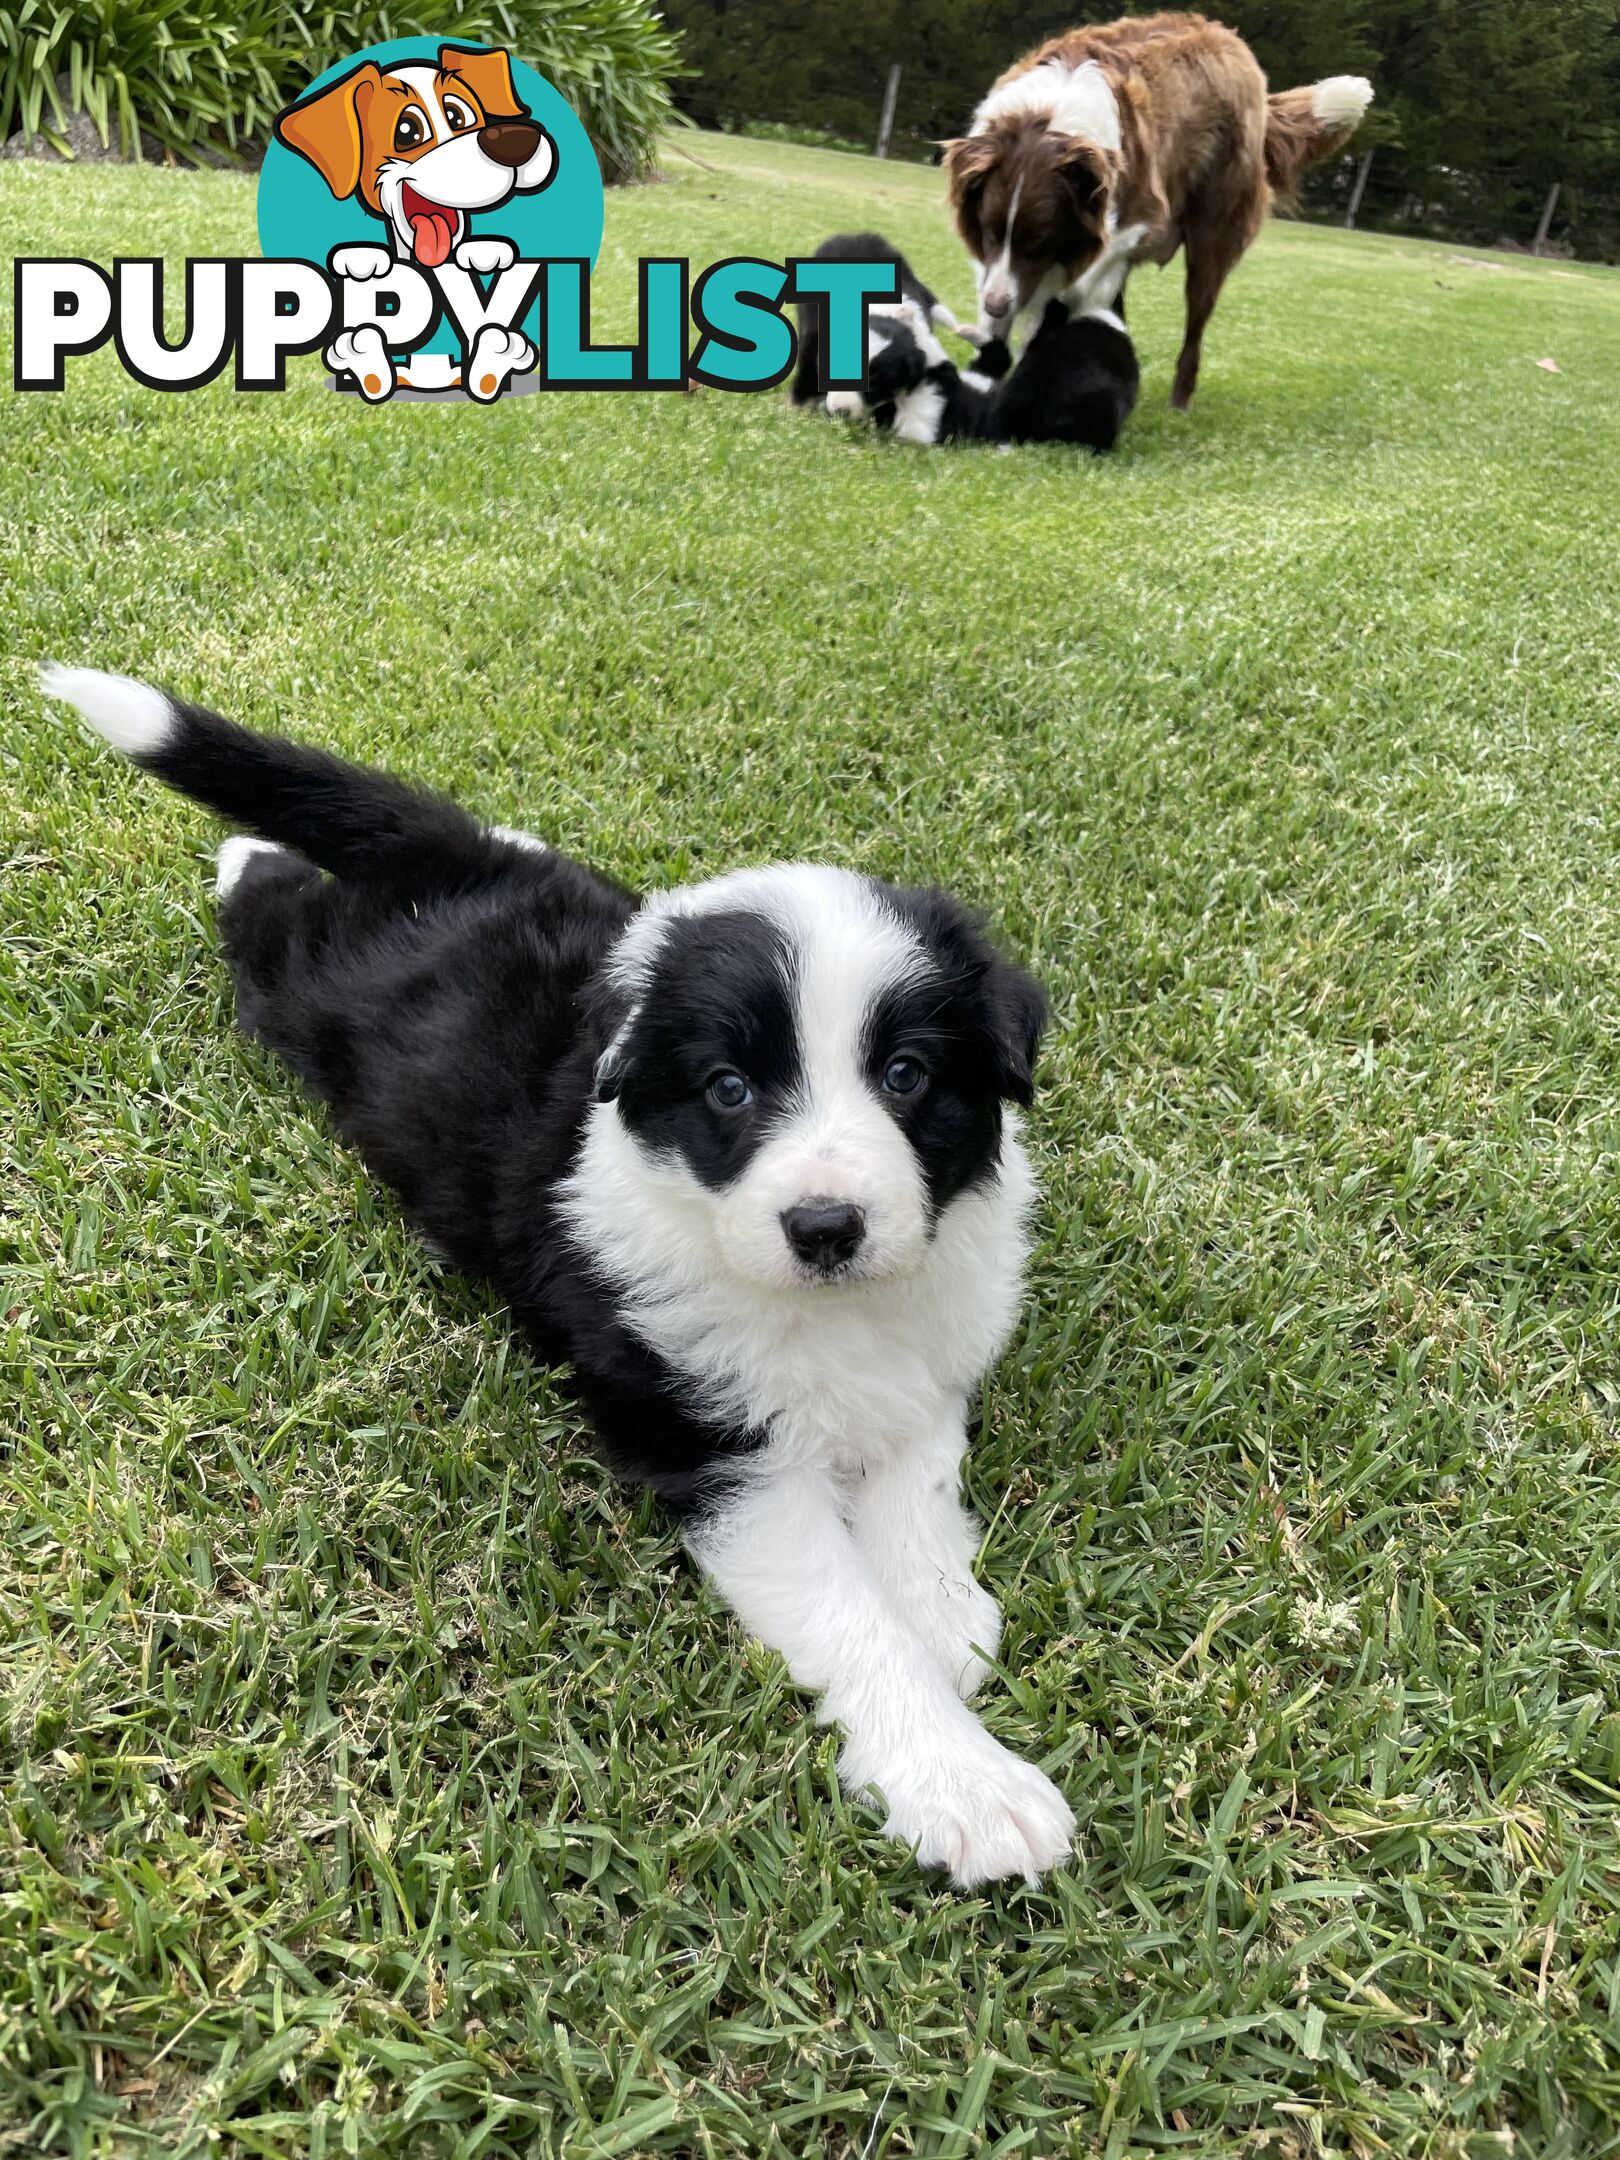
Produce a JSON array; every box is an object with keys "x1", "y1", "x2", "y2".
[{"x1": 409, "y1": 205, "x2": 456, "y2": 268}]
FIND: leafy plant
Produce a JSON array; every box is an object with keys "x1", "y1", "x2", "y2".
[{"x1": 0, "y1": 0, "x2": 682, "y2": 177}]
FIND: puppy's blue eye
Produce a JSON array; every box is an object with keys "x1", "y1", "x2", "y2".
[
  {"x1": 883, "y1": 1056, "x2": 926, "y2": 1096},
  {"x1": 707, "y1": 1071, "x2": 752, "y2": 1110}
]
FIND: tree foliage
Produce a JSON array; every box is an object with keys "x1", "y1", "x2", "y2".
[{"x1": 660, "y1": 0, "x2": 1620, "y2": 256}]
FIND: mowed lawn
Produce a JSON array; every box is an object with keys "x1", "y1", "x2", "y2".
[{"x1": 4, "y1": 127, "x2": 1620, "y2": 2159}]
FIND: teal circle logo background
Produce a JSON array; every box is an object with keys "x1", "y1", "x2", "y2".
[{"x1": 256, "y1": 40, "x2": 605, "y2": 357}]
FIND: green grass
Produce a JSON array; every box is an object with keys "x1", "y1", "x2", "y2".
[{"x1": 4, "y1": 129, "x2": 1620, "y2": 2159}]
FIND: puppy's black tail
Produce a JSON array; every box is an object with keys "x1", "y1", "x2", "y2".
[{"x1": 42, "y1": 664, "x2": 498, "y2": 889}]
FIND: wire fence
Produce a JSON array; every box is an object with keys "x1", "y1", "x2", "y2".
[{"x1": 1294, "y1": 151, "x2": 1620, "y2": 265}]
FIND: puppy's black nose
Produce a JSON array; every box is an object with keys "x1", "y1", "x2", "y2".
[
  {"x1": 781, "y1": 1201, "x2": 866, "y2": 1272},
  {"x1": 479, "y1": 120, "x2": 543, "y2": 168}
]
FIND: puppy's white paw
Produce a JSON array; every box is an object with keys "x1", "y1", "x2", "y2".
[
  {"x1": 824, "y1": 389, "x2": 869, "y2": 420},
  {"x1": 325, "y1": 327, "x2": 394, "y2": 401},
  {"x1": 465, "y1": 324, "x2": 535, "y2": 402},
  {"x1": 454, "y1": 236, "x2": 517, "y2": 275},
  {"x1": 905, "y1": 1575, "x2": 1003, "y2": 1701},
  {"x1": 845, "y1": 1728, "x2": 1074, "y2": 1889},
  {"x1": 330, "y1": 244, "x2": 393, "y2": 282}
]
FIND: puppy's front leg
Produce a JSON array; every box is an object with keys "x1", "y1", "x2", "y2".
[
  {"x1": 689, "y1": 1463, "x2": 1072, "y2": 1889},
  {"x1": 851, "y1": 1412, "x2": 1002, "y2": 1700}
]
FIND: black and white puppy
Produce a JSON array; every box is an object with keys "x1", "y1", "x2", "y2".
[
  {"x1": 868, "y1": 293, "x2": 1139, "y2": 452},
  {"x1": 42, "y1": 665, "x2": 1074, "y2": 1891},
  {"x1": 790, "y1": 230, "x2": 985, "y2": 421}
]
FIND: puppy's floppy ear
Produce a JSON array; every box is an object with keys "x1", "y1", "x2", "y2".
[
  {"x1": 984, "y1": 958, "x2": 1048, "y2": 1107},
  {"x1": 580, "y1": 972, "x2": 638, "y2": 1104},
  {"x1": 274, "y1": 63, "x2": 381, "y2": 200},
  {"x1": 439, "y1": 44, "x2": 529, "y2": 121}
]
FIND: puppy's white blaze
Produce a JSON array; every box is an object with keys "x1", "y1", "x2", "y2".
[
  {"x1": 216, "y1": 836, "x2": 285, "y2": 899},
  {"x1": 40, "y1": 664, "x2": 175, "y2": 758},
  {"x1": 1311, "y1": 75, "x2": 1373, "y2": 128},
  {"x1": 717, "y1": 872, "x2": 931, "y2": 1288}
]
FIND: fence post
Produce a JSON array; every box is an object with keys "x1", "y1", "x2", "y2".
[
  {"x1": 1532, "y1": 182, "x2": 1561, "y2": 255},
  {"x1": 1345, "y1": 149, "x2": 1373, "y2": 229},
  {"x1": 875, "y1": 65, "x2": 900, "y2": 159}
]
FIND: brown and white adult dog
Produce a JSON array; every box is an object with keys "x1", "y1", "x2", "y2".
[{"x1": 943, "y1": 13, "x2": 1372, "y2": 408}]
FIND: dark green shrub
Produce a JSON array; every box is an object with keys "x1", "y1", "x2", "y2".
[{"x1": 0, "y1": 0, "x2": 681, "y2": 178}]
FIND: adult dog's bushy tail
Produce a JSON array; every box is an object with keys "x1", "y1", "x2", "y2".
[
  {"x1": 1265, "y1": 76, "x2": 1373, "y2": 197},
  {"x1": 41, "y1": 664, "x2": 494, "y2": 890}
]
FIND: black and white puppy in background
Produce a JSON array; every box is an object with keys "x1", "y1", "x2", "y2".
[
  {"x1": 790, "y1": 230, "x2": 993, "y2": 423},
  {"x1": 41, "y1": 665, "x2": 1073, "y2": 1891},
  {"x1": 868, "y1": 291, "x2": 1139, "y2": 452}
]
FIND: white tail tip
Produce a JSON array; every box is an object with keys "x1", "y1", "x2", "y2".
[
  {"x1": 1311, "y1": 76, "x2": 1373, "y2": 129},
  {"x1": 40, "y1": 662, "x2": 176, "y2": 758},
  {"x1": 216, "y1": 835, "x2": 286, "y2": 899}
]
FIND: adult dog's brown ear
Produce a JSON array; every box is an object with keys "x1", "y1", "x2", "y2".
[
  {"x1": 941, "y1": 134, "x2": 998, "y2": 202},
  {"x1": 439, "y1": 44, "x2": 529, "y2": 121},
  {"x1": 942, "y1": 134, "x2": 999, "y2": 248},
  {"x1": 1053, "y1": 136, "x2": 1119, "y2": 222},
  {"x1": 274, "y1": 63, "x2": 382, "y2": 200}
]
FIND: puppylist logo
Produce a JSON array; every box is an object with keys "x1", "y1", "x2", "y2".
[{"x1": 12, "y1": 38, "x2": 898, "y2": 403}]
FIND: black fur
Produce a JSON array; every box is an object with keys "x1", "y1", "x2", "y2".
[
  {"x1": 869, "y1": 296, "x2": 1139, "y2": 453},
  {"x1": 120, "y1": 698, "x2": 1044, "y2": 1516},
  {"x1": 866, "y1": 884, "x2": 1047, "y2": 1217},
  {"x1": 791, "y1": 231, "x2": 974, "y2": 410},
  {"x1": 599, "y1": 908, "x2": 803, "y2": 1192}
]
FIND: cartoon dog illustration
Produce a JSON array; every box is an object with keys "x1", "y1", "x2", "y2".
[
  {"x1": 275, "y1": 45, "x2": 556, "y2": 266},
  {"x1": 274, "y1": 45, "x2": 557, "y2": 400}
]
